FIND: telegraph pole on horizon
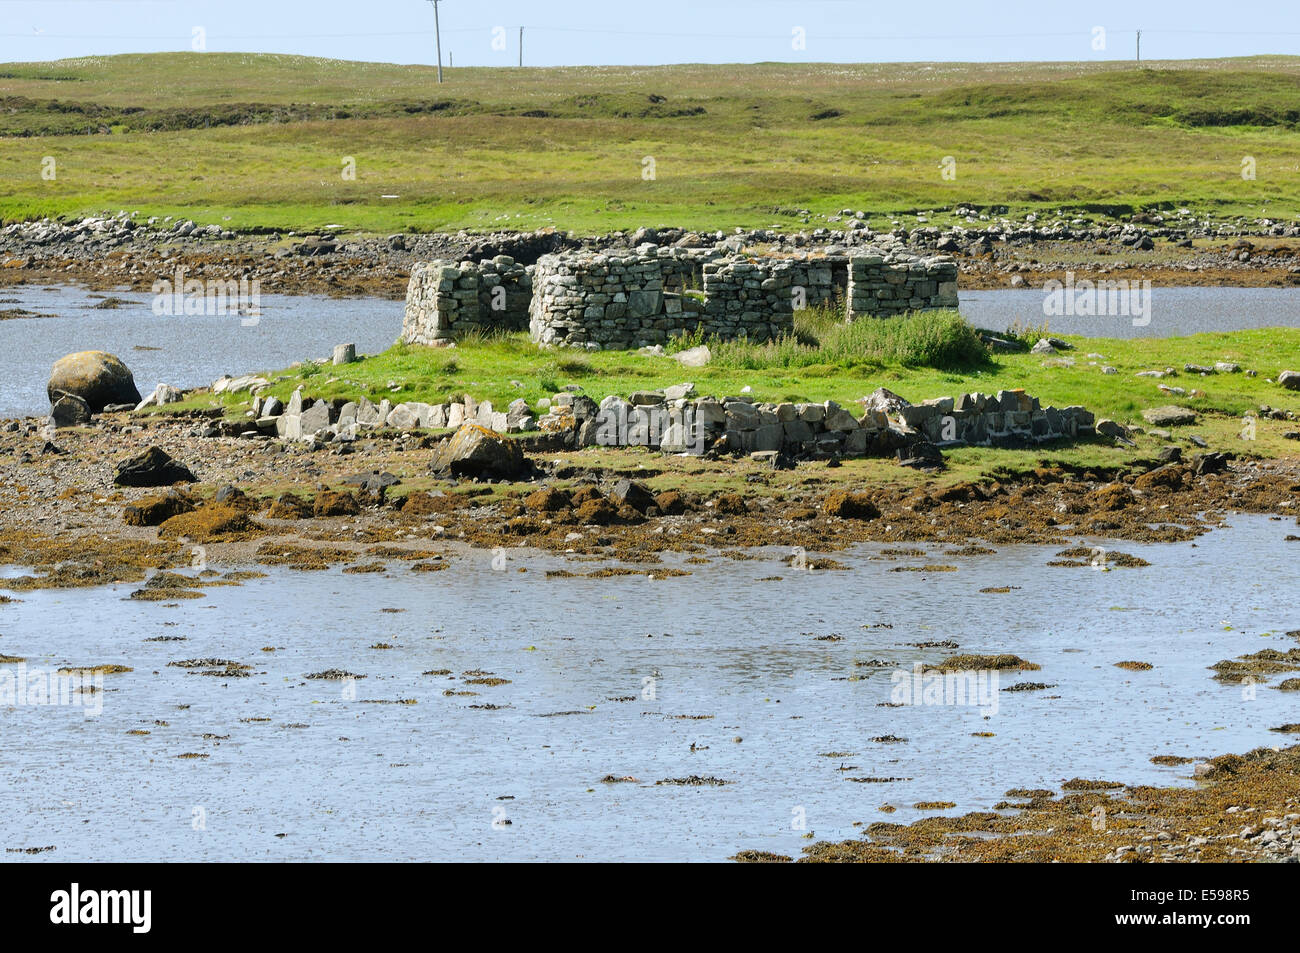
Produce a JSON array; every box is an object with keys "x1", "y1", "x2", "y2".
[{"x1": 429, "y1": 0, "x2": 444, "y2": 83}]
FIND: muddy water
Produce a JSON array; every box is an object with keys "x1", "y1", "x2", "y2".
[{"x1": 1, "y1": 515, "x2": 1296, "y2": 862}]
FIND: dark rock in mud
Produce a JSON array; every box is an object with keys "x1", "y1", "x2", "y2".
[{"x1": 113, "y1": 446, "x2": 197, "y2": 487}]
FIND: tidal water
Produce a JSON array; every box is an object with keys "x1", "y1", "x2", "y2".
[{"x1": 1, "y1": 514, "x2": 1296, "y2": 861}]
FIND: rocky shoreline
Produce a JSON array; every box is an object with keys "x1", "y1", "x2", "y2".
[
  {"x1": 4, "y1": 211, "x2": 1300, "y2": 300},
  {"x1": 742, "y1": 743, "x2": 1300, "y2": 863}
]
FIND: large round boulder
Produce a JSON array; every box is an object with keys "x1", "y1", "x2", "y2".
[{"x1": 48, "y1": 351, "x2": 142, "y2": 413}]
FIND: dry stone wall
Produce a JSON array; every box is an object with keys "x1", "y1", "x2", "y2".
[
  {"x1": 402, "y1": 255, "x2": 532, "y2": 346},
  {"x1": 403, "y1": 245, "x2": 960, "y2": 351},
  {"x1": 242, "y1": 382, "x2": 1094, "y2": 464},
  {"x1": 848, "y1": 255, "x2": 959, "y2": 316}
]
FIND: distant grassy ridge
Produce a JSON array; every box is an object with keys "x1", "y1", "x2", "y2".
[{"x1": 2, "y1": 53, "x2": 1300, "y2": 231}]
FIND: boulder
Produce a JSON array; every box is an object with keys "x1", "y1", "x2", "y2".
[
  {"x1": 123, "y1": 489, "x2": 195, "y2": 527},
  {"x1": 113, "y1": 446, "x2": 197, "y2": 487},
  {"x1": 863, "y1": 387, "x2": 910, "y2": 416},
  {"x1": 429, "y1": 424, "x2": 527, "y2": 479},
  {"x1": 298, "y1": 401, "x2": 332, "y2": 436},
  {"x1": 48, "y1": 351, "x2": 141, "y2": 413},
  {"x1": 332, "y1": 343, "x2": 357, "y2": 366},
  {"x1": 49, "y1": 393, "x2": 91, "y2": 427},
  {"x1": 211, "y1": 374, "x2": 268, "y2": 395},
  {"x1": 134, "y1": 383, "x2": 183, "y2": 411},
  {"x1": 1095, "y1": 419, "x2": 1130, "y2": 440},
  {"x1": 897, "y1": 442, "x2": 945, "y2": 469},
  {"x1": 386, "y1": 404, "x2": 420, "y2": 430},
  {"x1": 1141, "y1": 406, "x2": 1197, "y2": 427},
  {"x1": 609, "y1": 478, "x2": 656, "y2": 513},
  {"x1": 1280, "y1": 370, "x2": 1300, "y2": 391}
]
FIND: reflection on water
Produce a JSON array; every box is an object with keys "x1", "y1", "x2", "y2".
[{"x1": 1, "y1": 515, "x2": 1296, "y2": 861}]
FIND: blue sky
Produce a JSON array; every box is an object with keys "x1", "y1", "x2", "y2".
[{"x1": 1, "y1": 0, "x2": 1299, "y2": 66}]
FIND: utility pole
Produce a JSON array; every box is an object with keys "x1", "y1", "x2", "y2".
[
  {"x1": 429, "y1": 0, "x2": 444, "y2": 83},
  {"x1": 1136, "y1": 29, "x2": 1141, "y2": 63},
  {"x1": 519, "y1": 26, "x2": 524, "y2": 68}
]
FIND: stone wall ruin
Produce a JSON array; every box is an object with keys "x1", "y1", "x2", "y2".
[{"x1": 402, "y1": 246, "x2": 959, "y2": 350}]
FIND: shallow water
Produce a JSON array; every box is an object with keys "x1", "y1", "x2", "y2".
[
  {"x1": 3, "y1": 283, "x2": 1299, "y2": 418},
  {"x1": 961, "y1": 286, "x2": 1300, "y2": 339},
  {"x1": 1, "y1": 514, "x2": 1296, "y2": 862},
  {"x1": 0, "y1": 284, "x2": 402, "y2": 419}
]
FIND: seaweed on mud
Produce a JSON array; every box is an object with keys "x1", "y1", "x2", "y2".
[
  {"x1": 932, "y1": 654, "x2": 1040, "y2": 672},
  {"x1": 1210, "y1": 647, "x2": 1300, "y2": 683},
  {"x1": 1061, "y1": 778, "x2": 1125, "y2": 791},
  {"x1": 655, "y1": 776, "x2": 731, "y2": 786},
  {"x1": 731, "y1": 851, "x2": 792, "y2": 863}
]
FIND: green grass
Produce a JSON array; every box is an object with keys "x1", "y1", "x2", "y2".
[
  {"x1": 3, "y1": 53, "x2": 1300, "y2": 232},
  {"x1": 686, "y1": 307, "x2": 991, "y2": 372},
  {"x1": 165, "y1": 318, "x2": 1300, "y2": 463}
]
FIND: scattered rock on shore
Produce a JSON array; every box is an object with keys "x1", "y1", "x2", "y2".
[{"x1": 113, "y1": 446, "x2": 197, "y2": 487}]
